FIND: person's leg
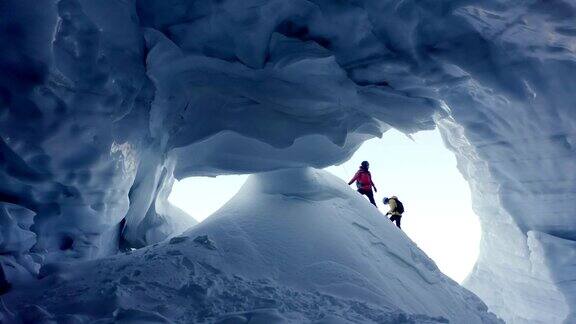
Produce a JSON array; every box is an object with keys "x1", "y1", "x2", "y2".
[
  {"x1": 389, "y1": 215, "x2": 401, "y2": 228},
  {"x1": 357, "y1": 189, "x2": 376, "y2": 207},
  {"x1": 365, "y1": 190, "x2": 377, "y2": 206}
]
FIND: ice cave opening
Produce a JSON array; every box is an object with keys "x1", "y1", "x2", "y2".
[
  {"x1": 2, "y1": 0, "x2": 575, "y2": 323},
  {"x1": 169, "y1": 129, "x2": 480, "y2": 283}
]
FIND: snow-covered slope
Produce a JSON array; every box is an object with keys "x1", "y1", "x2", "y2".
[{"x1": 3, "y1": 168, "x2": 501, "y2": 323}]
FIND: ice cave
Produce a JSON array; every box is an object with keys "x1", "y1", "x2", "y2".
[{"x1": 1, "y1": 0, "x2": 575, "y2": 323}]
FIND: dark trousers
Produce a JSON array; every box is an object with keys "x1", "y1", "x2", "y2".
[
  {"x1": 389, "y1": 215, "x2": 402, "y2": 228},
  {"x1": 357, "y1": 188, "x2": 376, "y2": 206}
]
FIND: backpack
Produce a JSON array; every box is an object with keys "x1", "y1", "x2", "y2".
[
  {"x1": 393, "y1": 198, "x2": 405, "y2": 214},
  {"x1": 355, "y1": 171, "x2": 371, "y2": 189}
]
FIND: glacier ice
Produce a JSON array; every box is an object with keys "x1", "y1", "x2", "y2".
[{"x1": 1, "y1": 0, "x2": 575, "y2": 322}]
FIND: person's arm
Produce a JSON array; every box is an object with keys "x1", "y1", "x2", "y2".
[
  {"x1": 387, "y1": 199, "x2": 397, "y2": 215},
  {"x1": 368, "y1": 172, "x2": 377, "y2": 192},
  {"x1": 348, "y1": 172, "x2": 359, "y2": 185}
]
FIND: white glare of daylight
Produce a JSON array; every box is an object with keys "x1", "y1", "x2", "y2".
[
  {"x1": 169, "y1": 129, "x2": 480, "y2": 283},
  {"x1": 169, "y1": 174, "x2": 249, "y2": 223}
]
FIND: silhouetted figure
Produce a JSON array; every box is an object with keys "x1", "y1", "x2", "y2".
[
  {"x1": 348, "y1": 161, "x2": 378, "y2": 207},
  {"x1": 383, "y1": 196, "x2": 404, "y2": 228}
]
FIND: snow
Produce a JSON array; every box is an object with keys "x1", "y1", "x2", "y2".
[
  {"x1": 3, "y1": 168, "x2": 500, "y2": 323},
  {"x1": 1, "y1": 0, "x2": 575, "y2": 322}
]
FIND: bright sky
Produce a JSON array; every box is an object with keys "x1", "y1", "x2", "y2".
[{"x1": 169, "y1": 129, "x2": 480, "y2": 283}]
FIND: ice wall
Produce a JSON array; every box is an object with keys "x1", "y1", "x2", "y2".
[
  {"x1": 0, "y1": 0, "x2": 197, "y2": 286},
  {"x1": 430, "y1": 4, "x2": 576, "y2": 322},
  {"x1": 1, "y1": 0, "x2": 575, "y2": 322}
]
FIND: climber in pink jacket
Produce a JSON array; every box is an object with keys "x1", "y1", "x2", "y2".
[{"x1": 348, "y1": 161, "x2": 377, "y2": 207}]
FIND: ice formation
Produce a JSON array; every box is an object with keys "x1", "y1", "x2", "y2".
[{"x1": 0, "y1": 0, "x2": 574, "y2": 323}]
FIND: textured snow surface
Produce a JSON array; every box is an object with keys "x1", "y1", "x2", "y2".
[
  {"x1": 1, "y1": 0, "x2": 575, "y2": 322},
  {"x1": 3, "y1": 168, "x2": 501, "y2": 324}
]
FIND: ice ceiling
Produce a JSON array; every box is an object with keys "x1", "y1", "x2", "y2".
[{"x1": 0, "y1": 0, "x2": 575, "y2": 322}]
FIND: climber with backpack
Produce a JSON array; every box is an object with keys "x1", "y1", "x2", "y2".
[
  {"x1": 383, "y1": 196, "x2": 404, "y2": 228},
  {"x1": 348, "y1": 161, "x2": 378, "y2": 207}
]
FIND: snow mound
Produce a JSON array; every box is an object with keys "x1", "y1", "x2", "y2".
[{"x1": 3, "y1": 168, "x2": 501, "y2": 323}]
